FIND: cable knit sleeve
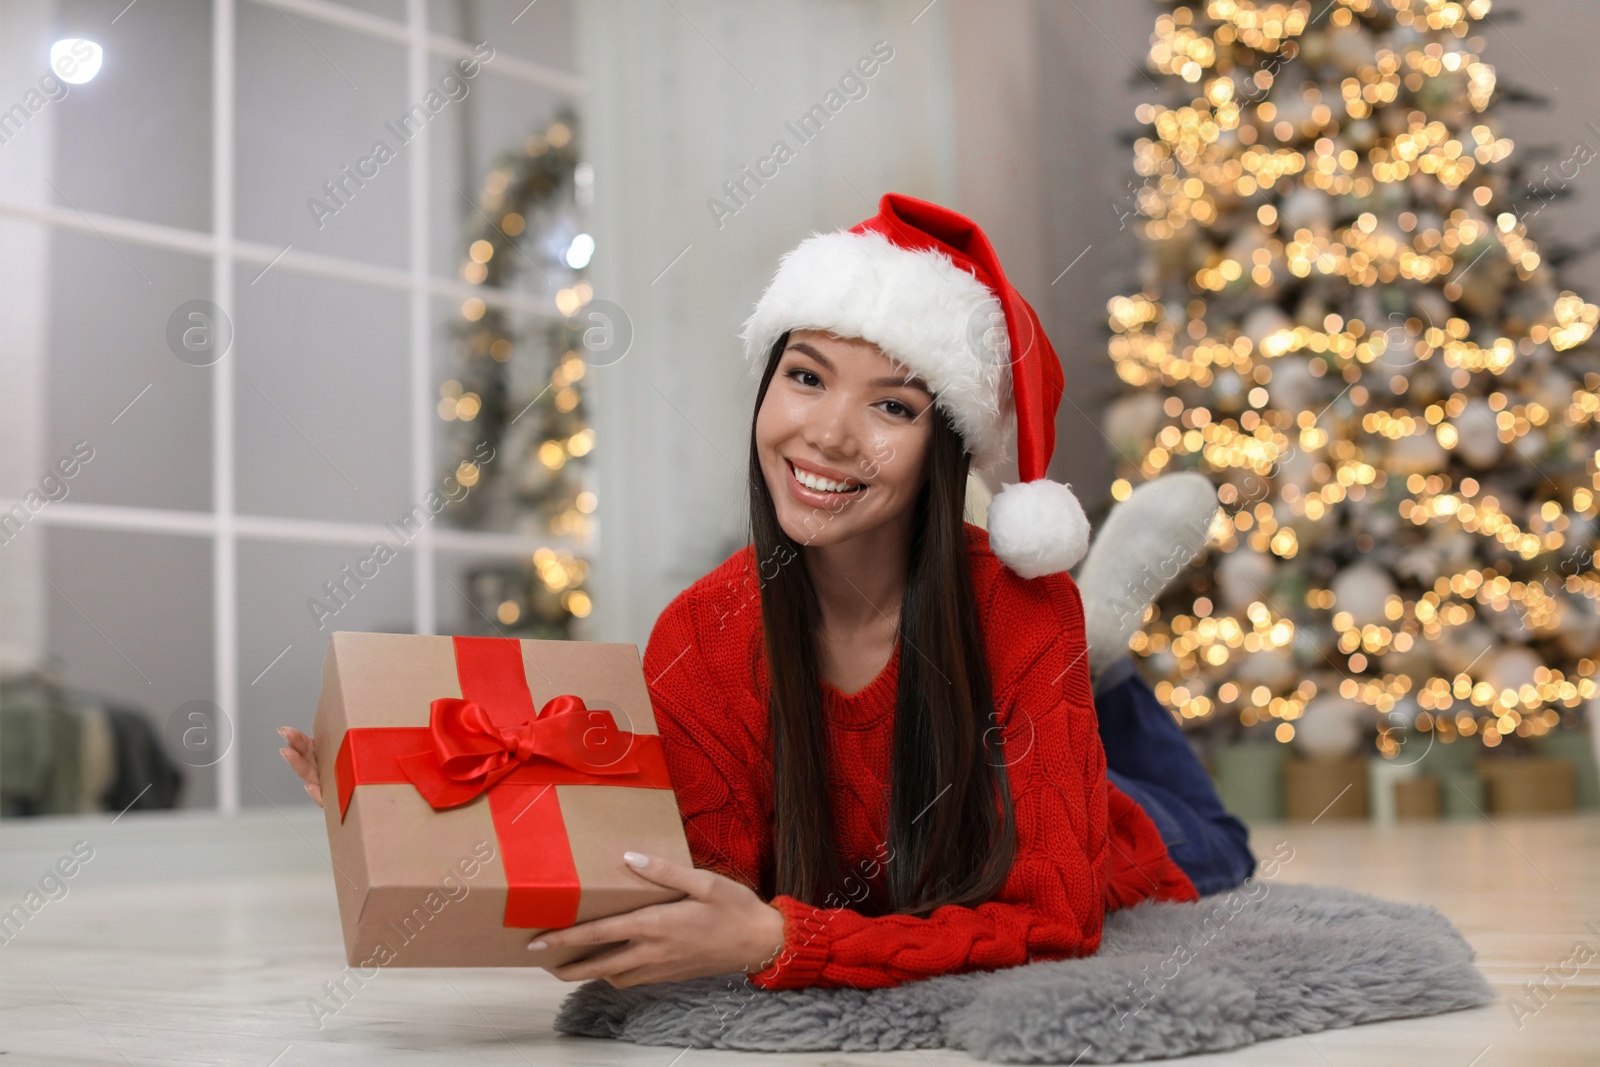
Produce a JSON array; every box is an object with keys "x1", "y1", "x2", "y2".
[
  {"x1": 746, "y1": 570, "x2": 1196, "y2": 991},
  {"x1": 643, "y1": 593, "x2": 767, "y2": 893}
]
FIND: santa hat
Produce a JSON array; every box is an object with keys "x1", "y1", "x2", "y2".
[{"x1": 738, "y1": 191, "x2": 1090, "y2": 579}]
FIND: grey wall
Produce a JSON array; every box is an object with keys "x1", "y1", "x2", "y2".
[
  {"x1": 0, "y1": 0, "x2": 55, "y2": 674},
  {"x1": 578, "y1": 0, "x2": 961, "y2": 646}
]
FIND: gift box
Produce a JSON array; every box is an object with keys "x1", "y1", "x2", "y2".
[
  {"x1": 1212, "y1": 742, "x2": 1287, "y2": 822},
  {"x1": 312, "y1": 631, "x2": 692, "y2": 968},
  {"x1": 1478, "y1": 756, "x2": 1576, "y2": 815},
  {"x1": 1393, "y1": 776, "x2": 1441, "y2": 820},
  {"x1": 1283, "y1": 755, "x2": 1368, "y2": 821}
]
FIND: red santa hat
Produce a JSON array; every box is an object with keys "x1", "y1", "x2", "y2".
[{"x1": 739, "y1": 191, "x2": 1090, "y2": 579}]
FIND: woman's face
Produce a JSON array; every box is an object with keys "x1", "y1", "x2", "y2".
[{"x1": 755, "y1": 329, "x2": 936, "y2": 548}]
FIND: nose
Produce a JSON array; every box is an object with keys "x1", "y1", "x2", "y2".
[{"x1": 800, "y1": 389, "x2": 863, "y2": 460}]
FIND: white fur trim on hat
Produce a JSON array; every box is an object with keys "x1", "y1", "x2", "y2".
[
  {"x1": 986, "y1": 478, "x2": 1091, "y2": 579},
  {"x1": 739, "y1": 229, "x2": 1013, "y2": 471}
]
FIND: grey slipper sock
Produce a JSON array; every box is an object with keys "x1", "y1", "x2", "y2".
[{"x1": 1075, "y1": 472, "x2": 1219, "y2": 680}]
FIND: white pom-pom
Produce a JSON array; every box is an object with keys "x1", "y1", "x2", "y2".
[{"x1": 987, "y1": 479, "x2": 1091, "y2": 579}]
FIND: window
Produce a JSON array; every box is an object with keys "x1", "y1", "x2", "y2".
[{"x1": 0, "y1": 0, "x2": 588, "y2": 815}]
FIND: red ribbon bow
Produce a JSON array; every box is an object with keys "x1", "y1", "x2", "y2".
[
  {"x1": 395, "y1": 694, "x2": 642, "y2": 810},
  {"x1": 333, "y1": 636, "x2": 672, "y2": 928}
]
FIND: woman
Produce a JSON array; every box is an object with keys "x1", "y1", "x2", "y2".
[{"x1": 281, "y1": 192, "x2": 1253, "y2": 992}]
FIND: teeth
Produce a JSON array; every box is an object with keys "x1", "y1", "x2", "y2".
[{"x1": 792, "y1": 463, "x2": 859, "y2": 493}]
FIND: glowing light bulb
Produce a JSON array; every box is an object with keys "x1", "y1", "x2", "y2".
[
  {"x1": 51, "y1": 39, "x2": 102, "y2": 84},
  {"x1": 565, "y1": 233, "x2": 594, "y2": 270}
]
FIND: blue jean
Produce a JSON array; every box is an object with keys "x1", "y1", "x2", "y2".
[{"x1": 1092, "y1": 655, "x2": 1256, "y2": 896}]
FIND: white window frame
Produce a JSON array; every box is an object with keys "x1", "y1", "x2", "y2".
[{"x1": 0, "y1": 0, "x2": 586, "y2": 815}]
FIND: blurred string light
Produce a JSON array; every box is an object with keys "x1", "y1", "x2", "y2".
[
  {"x1": 1107, "y1": 0, "x2": 1600, "y2": 750},
  {"x1": 440, "y1": 108, "x2": 597, "y2": 635}
]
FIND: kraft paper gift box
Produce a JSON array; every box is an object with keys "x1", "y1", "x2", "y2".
[{"x1": 312, "y1": 631, "x2": 693, "y2": 968}]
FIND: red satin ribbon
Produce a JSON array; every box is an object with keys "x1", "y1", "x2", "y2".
[{"x1": 333, "y1": 635, "x2": 671, "y2": 928}]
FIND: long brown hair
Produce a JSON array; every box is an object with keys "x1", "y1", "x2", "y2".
[{"x1": 749, "y1": 329, "x2": 1017, "y2": 917}]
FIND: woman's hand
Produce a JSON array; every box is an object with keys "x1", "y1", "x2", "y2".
[
  {"x1": 532, "y1": 851, "x2": 786, "y2": 989},
  {"x1": 277, "y1": 726, "x2": 324, "y2": 808}
]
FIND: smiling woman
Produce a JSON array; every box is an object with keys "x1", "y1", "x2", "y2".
[{"x1": 572, "y1": 192, "x2": 1210, "y2": 993}]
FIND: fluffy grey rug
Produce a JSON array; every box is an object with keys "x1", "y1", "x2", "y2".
[{"x1": 553, "y1": 881, "x2": 1496, "y2": 1062}]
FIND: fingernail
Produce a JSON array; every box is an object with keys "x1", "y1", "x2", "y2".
[
  {"x1": 623, "y1": 851, "x2": 648, "y2": 868},
  {"x1": 276, "y1": 727, "x2": 288, "y2": 737},
  {"x1": 528, "y1": 940, "x2": 548, "y2": 951}
]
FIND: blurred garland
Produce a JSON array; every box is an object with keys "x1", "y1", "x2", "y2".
[{"x1": 439, "y1": 103, "x2": 596, "y2": 638}]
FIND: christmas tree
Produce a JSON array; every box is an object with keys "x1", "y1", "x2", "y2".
[
  {"x1": 439, "y1": 106, "x2": 598, "y2": 639},
  {"x1": 1105, "y1": 0, "x2": 1599, "y2": 759}
]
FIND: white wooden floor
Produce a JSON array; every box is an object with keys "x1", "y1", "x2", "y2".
[{"x1": 1, "y1": 809, "x2": 1595, "y2": 1065}]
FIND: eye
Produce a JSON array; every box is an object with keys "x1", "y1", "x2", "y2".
[
  {"x1": 785, "y1": 367, "x2": 821, "y2": 388},
  {"x1": 880, "y1": 398, "x2": 917, "y2": 419}
]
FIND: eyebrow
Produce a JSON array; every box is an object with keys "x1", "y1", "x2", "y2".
[{"x1": 784, "y1": 341, "x2": 935, "y2": 397}]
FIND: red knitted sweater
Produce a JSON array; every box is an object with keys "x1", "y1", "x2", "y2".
[{"x1": 642, "y1": 522, "x2": 1198, "y2": 990}]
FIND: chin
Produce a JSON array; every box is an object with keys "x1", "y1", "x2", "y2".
[
  {"x1": 776, "y1": 512, "x2": 831, "y2": 547},
  {"x1": 771, "y1": 503, "x2": 846, "y2": 546}
]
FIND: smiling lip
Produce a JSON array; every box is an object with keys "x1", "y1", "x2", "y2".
[
  {"x1": 787, "y1": 458, "x2": 862, "y2": 486},
  {"x1": 785, "y1": 459, "x2": 866, "y2": 503}
]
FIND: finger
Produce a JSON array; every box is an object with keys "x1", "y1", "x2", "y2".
[
  {"x1": 305, "y1": 781, "x2": 324, "y2": 806},
  {"x1": 280, "y1": 727, "x2": 314, "y2": 759},
  {"x1": 621, "y1": 852, "x2": 717, "y2": 898},
  {"x1": 598, "y1": 964, "x2": 662, "y2": 990},
  {"x1": 532, "y1": 910, "x2": 646, "y2": 949},
  {"x1": 278, "y1": 746, "x2": 314, "y2": 783},
  {"x1": 543, "y1": 941, "x2": 647, "y2": 983},
  {"x1": 289, "y1": 730, "x2": 314, "y2": 758}
]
